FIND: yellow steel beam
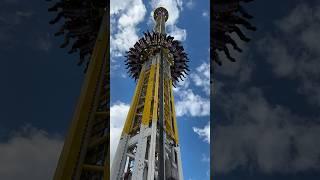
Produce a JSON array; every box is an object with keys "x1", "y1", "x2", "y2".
[
  {"x1": 163, "y1": 77, "x2": 175, "y2": 140},
  {"x1": 104, "y1": 143, "x2": 110, "y2": 180},
  {"x1": 88, "y1": 136, "x2": 108, "y2": 149},
  {"x1": 170, "y1": 78, "x2": 179, "y2": 144},
  {"x1": 142, "y1": 64, "x2": 156, "y2": 125},
  {"x1": 53, "y1": 12, "x2": 108, "y2": 180},
  {"x1": 122, "y1": 68, "x2": 146, "y2": 134},
  {"x1": 82, "y1": 164, "x2": 104, "y2": 172},
  {"x1": 95, "y1": 111, "x2": 108, "y2": 118},
  {"x1": 152, "y1": 63, "x2": 160, "y2": 121}
]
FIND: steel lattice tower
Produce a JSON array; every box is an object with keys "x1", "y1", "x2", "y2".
[
  {"x1": 48, "y1": 1, "x2": 110, "y2": 179},
  {"x1": 111, "y1": 7, "x2": 188, "y2": 180}
]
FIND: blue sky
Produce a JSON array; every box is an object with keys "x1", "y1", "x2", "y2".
[{"x1": 110, "y1": 0, "x2": 210, "y2": 179}]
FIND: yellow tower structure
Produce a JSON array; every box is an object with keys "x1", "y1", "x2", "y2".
[
  {"x1": 50, "y1": 7, "x2": 110, "y2": 180},
  {"x1": 111, "y1": 7, "x2": 189, "y2": 180}
]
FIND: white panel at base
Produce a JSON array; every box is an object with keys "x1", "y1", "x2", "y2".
[
  {"x1": 111, "y1": 134, "x2": 130, "y2": 180},
  {"x1": 147, "y1": 120, "x2": 158, "y2": 180},
  {"x1": 132, "y1": 124, "x2": 149, "y2": 180},
  {"x1": 176, "y1": 145, "x2": 184, "y2": 180}
]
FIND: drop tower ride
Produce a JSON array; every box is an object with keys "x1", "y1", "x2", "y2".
[{"x1": 111, "y1": 7, "x2": 189, "y2": 180}]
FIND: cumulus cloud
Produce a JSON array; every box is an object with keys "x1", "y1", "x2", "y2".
[
  {"x1": 110, "y1": 0, "x2": 188, "y2": 70},
  {"x1": 173, "y1": 76, "x2": 190, "y2": 92},
  {"x1": 193, "y1": 122, "x2": 210, "y2": 143},
  {"x1": 172, "y1": 61, "x2": 210, "y2": 120},
  {"x1": 258, "y1": 37, "x2": 295, "y2": 77},
  {"x1": 186, "y1": 0, "x2": 195, "y2": 9},
  {"x1": 190, "y1": 62, "x2": 210, "y2": 95},
  {"x1": 110, "y1": 0, "x2": 147, "y2": 57},
  {"x1": 258, "y1": 2, "x2": 320, "y2": 106},
  {"x1": 202, "y1": 11, "x2": 209, "y2": 18},
  {"x1": 173, "y1": 61, "x2": 210, "y2": 117},
  {"x1": 275, "y1": 3, "x2": 313, "y2": 34},
  {"x1": 110, "y1": 102, "x2": 130, "y2": 165},
  {"x1": 175, "y1": 89, "x2": 209, "y2": 117},
  {"x1": 213, "y1": 87, "x2": 320, "y2": 173},
  {"x1": 166, "y1": 25, "x2": 187, "y2": 41},
  {"x1": 201, "y1": 153, "x2": 210, "y2": 163},
  {"x1": 174, "y1": 74, "x2": 210, "y2": 148},
  {"x1": 213, "y1": 5, "x2": 320, "y2": 171},
  {"x1": 0, "y1": 125, "x2": 63, "y2": 180}
]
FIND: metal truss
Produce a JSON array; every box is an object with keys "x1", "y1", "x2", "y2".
[
  {"x1": 112, "y1": 7, "x2": 185, "y2": 180},
  {"x1": 53, "y1": 12, "x2": 109, "y2": 180}
]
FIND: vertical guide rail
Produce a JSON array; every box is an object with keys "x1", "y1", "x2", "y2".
[
  {"x1": 159, "y1": 48, "x2": 166, "y2": 180},
  {"x1": 157, "y1": 9, "x2": 166, "y2": 180}
]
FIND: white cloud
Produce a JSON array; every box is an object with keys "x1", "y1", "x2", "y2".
[
  {"x1": 193, "y1": 122, "x2": 210, "y2": 143},
  {"x1": 173, "y1": 76, "x2": 190, "y2": 92},
  {"x1": 110, "y1": 0, "x2": 187, "y2": 74},
  {"x1": 202, "y1": 11, "x2": 208, "y2": 17},
  {"x1": 111, "y1": 1, "x2": 132, "y2": 15},
  {"x1": 167, "y1": 25, "x2": 187, "y2": 41},
  {"x1": 0, "y1": 125, "x2": 63, "y2": 180},
  {"x1": 175, "y1": 89, "x2": 209, "y2": 117},
  {"x1": 110, "y1": 0, "x2": 147, "y2": 57},
  {"x1": 110, "y1": 0, "x2": 188, "y2": 74},
  {"x1": 213, "y1": 87, "x2": 320, "y2": 173},
  {"x1": 258, "y1": 37, "x2": 295, "y2": 77},
  {"x1": 201, "y1": 153, "x2": 210, "y2": 163},
  {"x1": 174, "y1": 62, "x2": 210, "y2": 117},
  {"x1": 110, "y1": 102, "x2": 130, "y2": 165},
  {"x1": 275, "y1": 3, "x2": 313, "y2": 34},
  {"x1": 190, "y1": 62, "x2": 210, "y2": 95},
  {"x1": 175, "y1": 1, "x2": 320, "y2": 175},
  {"x1": 201, "y1": 154, "x2": 210, "y2": 162},
  {"x1": 258, "y1": 2, "x2": 320, "y2": 106},
  {"x1": 186, "y1": 0, "x2": 195, "y2": 9}
]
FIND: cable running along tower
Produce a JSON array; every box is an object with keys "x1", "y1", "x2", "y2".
[{"x1": 111, "y1": 7, "x2": 188, "y2": 180}]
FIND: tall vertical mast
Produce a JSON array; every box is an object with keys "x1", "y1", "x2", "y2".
[
  {"x1": 154, "y1": 7, "x2": 168, "y2": 180},
  {"x1": 112, "y1": 7, "x2": 187, "y2": 180},
  {"x1": 154, "y1": 7, "x2": 168, "y2": 34}
]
